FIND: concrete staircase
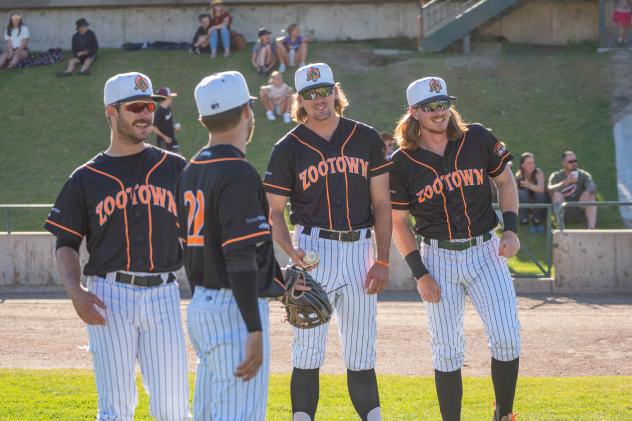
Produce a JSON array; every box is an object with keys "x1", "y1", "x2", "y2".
[{"x1": 420, "y1": 0, "x2": 521, "y2": 52}]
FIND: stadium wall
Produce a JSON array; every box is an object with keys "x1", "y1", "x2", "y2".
[{"x1": 0, "y1": 0, "x2": 604, "y2": 51}]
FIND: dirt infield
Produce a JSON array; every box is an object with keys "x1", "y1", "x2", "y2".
[{"x1": 0, "y1": 292, "x2": 630, "y2": 376}]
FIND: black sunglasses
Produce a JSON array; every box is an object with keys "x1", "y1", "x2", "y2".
[
  {"x1": 415, "y1": 100, "x2": 451, "y2": 112},
  {"x1": 566, "y1": 159, "x2": 578, "y2": 164},
  {"x1": 299, "y1": 86, "x2": 334, "y2": 101}
]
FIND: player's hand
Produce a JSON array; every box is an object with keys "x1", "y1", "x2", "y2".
[
  {"x1": 417, "y1": 274, "x2": 441, "y2": 303},
  {"x1": 235, "y1": 331, "x2": 263, "y2": 381},
  {"x1": 165, "y1": 136, "x2": 173, "y2": 144},
  {"x1": 498, "y1": 231, "x2": 520, "y2": 258},
  {"x1": 68, "y1": 287, "x2": 106, "y2": 325},
  {"x1": 290, "y1": 248, "x2": 310, "y2": 269},
  {"x1": 365, "y1": 262, "x2": 389, "y2": 294}
]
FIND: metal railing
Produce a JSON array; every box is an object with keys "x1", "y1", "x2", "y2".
[
  {"x1": 422, "y1": 0, "x2": 479, "y2": 37},
  {"x1": 558, "y1": 201, "x2": 632, "y2": 231},
  {"x1": 0, "y1": 204, "x2": 52, "y2": 234}
]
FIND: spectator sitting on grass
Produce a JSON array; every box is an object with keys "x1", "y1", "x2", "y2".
[
  {"x1": 252, "y1": 27, "x2": 276, "y2": 75},
  {"x1": 380, "y1": 131, "x2": 396, "y2": 159},
  {"x1": 191, "y1": 13, "x2": 212, "y2": 54},
  {"x1": 548, "y1": 150, "x2": 597, "y2": 229},
  {"x1": 276, "y1": 23, "x2": 308, "y2": 73},
  {"x1": 259, "y1": 71, "x2": 292, "y2": 123},
  {"x1": 151, "y1": 87, "x2": 181, "y2": 153},
  {"x1": 57, "y1": 18, "x2": 98, "y2": 77},
  {"x1": 515, "y1": 152, "x2": 548, "y2": 233},
  {"x1": 209, "y1": 0, "x2": 232, "y2": 58},
  {"x1": 0, "y1": 12, "x2": 29, "y2": 69}
]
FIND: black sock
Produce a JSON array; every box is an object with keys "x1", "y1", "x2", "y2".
[
  {"x1": 347, "y1": 369, "x2": 380, "y2": 420},
  {"x1": 434, "y1": 369, "x2": 462, "y2": 421},
  {"x1": 491, "y1": 358, "x2": 520, "y2": 418},
  {"x1": 291, "y1": 367, "x2": 320, "y2": 418}
]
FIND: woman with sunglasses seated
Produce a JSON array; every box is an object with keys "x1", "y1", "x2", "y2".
[
  {"x1": 515, "y1": 152, "x2": 548, "y2": 233},
  {"x1": 548, "y1": 150, "x2": 597, "y2": 229}
]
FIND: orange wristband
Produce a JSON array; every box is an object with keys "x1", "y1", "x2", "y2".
[{"x1": 375, "y1": 260, "x2": 389, "y2": 268}]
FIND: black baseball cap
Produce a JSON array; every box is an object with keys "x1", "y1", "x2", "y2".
[
  {"x1": 258, "y1": 27, "x2": 272, "y2": 37},
  {"x1": 76, "y1": 18, "x2": 89, "y2": 28}
]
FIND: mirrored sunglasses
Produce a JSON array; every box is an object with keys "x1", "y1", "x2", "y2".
[
  {"x1": 121, "y1": 101, "x2": 157, "y2": 114},
  {"x1": 300, "y1": 86, "x2": 334, "y2": 101},
  {"x1": 416, "y1": 100, "x2": 451, "y2": 112}
]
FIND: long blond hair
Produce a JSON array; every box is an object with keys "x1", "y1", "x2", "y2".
[
  {"x1": 394, "y1": 107, "x2": 468, "y2": 150},
  {"x1": 290, "y1": 83, "x2": 349, "y2": 124}
]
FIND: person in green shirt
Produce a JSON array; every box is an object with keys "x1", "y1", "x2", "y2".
[{"x1": 548, "y1": 151, "x2": 597, "y2": 229}]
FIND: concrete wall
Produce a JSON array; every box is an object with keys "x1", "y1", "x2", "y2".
[
  {"x1": 0, "y1": 0, "x2": 606, "y2": 51},
  {"x1": 553, "y1": 229, "x2": 632, "y2": 293},
  {"x1": 0, "y1": 232, "x2": 416, "y2": 293}
]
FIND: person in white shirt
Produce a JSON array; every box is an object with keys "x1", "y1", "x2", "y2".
[
  {"x1": 0, "y1": 12, "x2": 29, "y2": 69},
  {"x1": 259, "y1": 71, "x2": 293, "y2": 123}
]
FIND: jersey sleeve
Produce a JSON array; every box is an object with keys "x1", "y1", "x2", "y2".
[
  {"x1": 22, "y1": 27, "x2": 30, "y2": 39},
  {"x1": 367, "y1": 129, "x2": 393, "y2": 177},
  {"x1": 390, "y1": 158, "x2": 411, "y2": 210},
  {"x1": 474, "y1": 125, "x2": 513, "y2": 178},
  {"x1": 44, "y1": 174, "x2": 87, "y2": 243},
  {"x1": 219, "y1": 171, "x2": 273, "y2": 253},
  {"x1": 263, "y1": 140, "x2": 294, "y2": 196}
]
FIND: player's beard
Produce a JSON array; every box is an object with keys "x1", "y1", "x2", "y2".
[
  {"x1": 419, "y1": 113, "x2": 449, "y2": 135},
  {"x1": 117, "y1": 113, "x2": 152, "y2": 144}
]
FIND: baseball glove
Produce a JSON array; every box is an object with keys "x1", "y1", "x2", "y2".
[{"x1": 281, "y1": 266, "x2": 332, "y2": 329}]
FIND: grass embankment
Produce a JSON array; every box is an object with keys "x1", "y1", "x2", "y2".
[{"x1": 0, "y1": 41, "x2": 619, "y2": 275}]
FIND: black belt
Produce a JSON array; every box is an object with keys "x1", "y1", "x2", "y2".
[
  {"x1": 96, "y1": 272, "x2": 176, "y2": 287},
  {"x1": 302, "y1": 226, "x2": 371, "y2": 242},
  {"x1": 423, "y1": 232, "x2": 492, "y2": 251}
]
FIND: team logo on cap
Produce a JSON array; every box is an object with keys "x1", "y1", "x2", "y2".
[
  {"x1": 429, "y1": 78, "x2": 442, "y2": 94},
  {"x1": 134, "y1": 75, "x2": 149, "y2": 92},
  {"x1": 306, "y1": 67, "x2": 321, "y2": 82}
]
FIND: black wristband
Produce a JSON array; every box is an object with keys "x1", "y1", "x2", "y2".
[
  {"x1": 502, "y1": 211, "x2": 518, "y2": 234},
  {"x1": 404, "y1": 250, "x2": 429, "y2": 279}
]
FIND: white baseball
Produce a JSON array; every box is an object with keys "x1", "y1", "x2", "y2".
[
  {"x1": 304, "y1": 250, "x2": 319, "y2": 266},
  {"x1": 174, "y1": 123, "x2": 182, "y2": 130}
]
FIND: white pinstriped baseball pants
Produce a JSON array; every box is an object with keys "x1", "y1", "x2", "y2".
[
  {"x1": 421, "y1": 235, "x2": 521, "y2": 372},
  {"x1": 291, "y1": 225, "x2": 377, "y2": 371},
  {"x1": 187, "y1": 287, "x2": 270, "y2": 421},
  {"x1": 86, "y1": 275, "x2": 189, "y2": 421}
]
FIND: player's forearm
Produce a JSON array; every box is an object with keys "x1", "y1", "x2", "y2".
[
  {"x1": 496, "y1": 178, "x2": 519, "y2": 213},
  {"x1": 372, "y1": 201, "x2": 392, "y2": 261},
  {"x1": 392, "y1": 216, "x2": 418, "y2": 257},
  {"x1": 270, "y1": 210, "x2": 295, "y2": 255},
  {"x1": 55, "y1": 247, "x2": 83, "y2": 298}
]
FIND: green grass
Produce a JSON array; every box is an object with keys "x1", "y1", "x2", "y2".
[
  {"x1": 1, "y1": 370, "x2": 630, "y2": 420},
  {"x1": 0, "y1": 41, "x2": 622, "y2": 275}
]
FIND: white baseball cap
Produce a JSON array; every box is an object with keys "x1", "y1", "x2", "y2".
[
  {"x1": 194, "y1": 71, "x2": 255, "y2": 117},
  {"x1": 406, "y1": 76, "x2": 457, "y2": 107},
  {"x1": 103, "y1": 72, "x2": 165, "y2": 106},
  {"x1": 294, "y1": 63, "x2": 335, "y2": 94}
]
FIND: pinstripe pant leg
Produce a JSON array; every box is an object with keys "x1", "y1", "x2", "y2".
[
  {"x1": 421, "y1": 246, "x2": 466, "y2": 372},
  {"x1": 337, "y1": 237, "x2": 377, "y2": 371},
  {"x1": 87, "y1": 277, "x2": 139, "y2": 421},
  {"x1": 464, "y1": 238, "x2": 521, "y2": 362},
  {"x1": 137, "y1": 281, "x2": 190, "y2": 421}
]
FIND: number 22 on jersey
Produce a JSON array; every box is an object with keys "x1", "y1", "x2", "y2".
[{"x1": 183, "y1": 190, "x2": 205, "y2": 247}]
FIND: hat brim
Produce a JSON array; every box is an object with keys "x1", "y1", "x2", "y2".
[
  {"x1": 412, "y1": 95, "x2": 458, "y2": 107},
  {"x1": 298, "y1": 82, "x2": 335, "y2": 94}
]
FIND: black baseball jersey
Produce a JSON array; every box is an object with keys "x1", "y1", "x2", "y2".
[
  {"x1": 176, "y1": 144, "x2": 281, "y2": 291},
  {"x1": 263, "y1": 117, "x2": 392, "y2": 231},
  {"x1": 154, "y1": 105, "x2": 177, "y2": 147},
  {"x1": 390, "y1": 124, "x2": 512, "y2": 240},
  {"x1": 44, "y1": 145, "x2": 187, "y2": 275}
]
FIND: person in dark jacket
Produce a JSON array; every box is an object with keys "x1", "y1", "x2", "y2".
[{"x1": 57, "y1": 18, "x2": 98, "y2": 76}]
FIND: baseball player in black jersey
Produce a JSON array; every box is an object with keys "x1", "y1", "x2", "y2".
[
  {"x1": 178, "y1": 71, "x2": 284, "y2": 421},
  {"x1": 264, "y1": 63, "x2": 392, "y2": 421},
  {"x1": 44, "y1": 72, "x2": 189, "y2": 420},
  {"x1": 390, "y1": 77, "x2": 521, "y2": 421}
]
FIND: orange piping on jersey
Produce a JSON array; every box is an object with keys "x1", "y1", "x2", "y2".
[
  {"x1": 490, "y1": 153, "x2": 511, "y2": 176},
  {"x1": 145, "y1": 152, "x2": 168, "y2": 272},
  {"x1": 221, "y1": 230, "x2": 271, "y2": 248},
  {"x1": 263, "y1": 182, "x2": 291, "y2": 192},
  {"x1": 454, "y1": 133, "x2": 473, "y2": 238},
  {"x1": 85, "y1": 165, "x2": 131, "y2": 270},
  {"x1": 45, "y1": 219, "x2": 83, "y2": 239},
  {"x1": 370, "y1": 161, "x2": 394, "y2": 172},
  {"x1": 290, "y1": 132, "x2": 333, "y2": 230},
  {"x1": 400, "y1": 150, "x2": 454, "y2": 240},
  {"x1": 340, "y1": 123, "x2": 357, "y2": 231},
  {"x1": 391, "y1": 200, "x2": 409, "y2": 206},
  {"x1": 191, "y1": 157, "x2": 245, "y2": 165},
  {"x1": 273, "y1": 276, "x2": 285, "y2": 289}
]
